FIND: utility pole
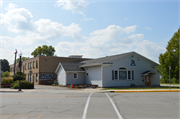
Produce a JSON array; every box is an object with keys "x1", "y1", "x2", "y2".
[
  {"x1": 169, "y1": 66, "x2": 171, "y2": 90},
  {"x1": 14, "y1": 49, "x2": 17, "y2": 75}
]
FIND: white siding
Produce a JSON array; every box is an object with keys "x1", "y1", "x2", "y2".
[
  {"x1": 66, "y1": 72, "x2": 85, "y2": 85},
  {"x1": 57, "y1": 66, "x2": 66, "y2": 86},
  {"x1": 85, "y1": 66, "x2": 102, "y2": 87},
  {"x1": 102, "y1": 53, "x2": 160, "y2": 87}
]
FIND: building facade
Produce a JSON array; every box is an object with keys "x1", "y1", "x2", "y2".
[
  {"x1": 56, "y1": 52, "x2": 160, "y2": 87},
  {"x1": 10, "y1": 55, "x2": 90, "y2": 85}
]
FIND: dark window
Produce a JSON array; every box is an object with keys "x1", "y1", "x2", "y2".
[
  {"x1": 25, "y1": 64, "x2": 27, "y2": 70},
  {"x1": 36, "y1": 74, "x2": 38, "y2": 82},
  {"x1": 33, "y1": 61, "x2": 35, "y2": 69},
  {"x1": 30, "y1": 62, "x2": 32, "y2": 69},
  {"x1": 73, "y1": 73, "x2": 78, "y2": 79},
  {"x1": 114, "y1": 70, "x2": 118, "y2": 79},
  {"x1": 36, "y1": 61, "x2": 38, "y2": 68},
  {"x1": 86, "y1": 73, "x2": 88, "y2": 76}
]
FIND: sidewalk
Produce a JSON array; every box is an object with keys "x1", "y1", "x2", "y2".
[
  {"x1": 108, "y1": 89, "x2": 180, "y2": 93},
  {"x1": 0, "y1": 87, "x2": 180, "y2": 93}
]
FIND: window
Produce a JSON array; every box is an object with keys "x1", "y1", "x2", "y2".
[
  {"x1": 73, "y1": 73, "x2": 78, "y2": 79},
  {"x1": 30, "y1": 62, "x2": 32, "y2": 69},
  {"x1": 86, "y1": 73, "x2": 88, "y2": 76},
  {"x1": 114, "y1": 70, "x2": 118, "y2": 80},
  {"x1": 30, "y1": 75, "x2": 31, "y2": 82},
  {"x1": 131, "y1": 59, "x2": 135, "y2": 66},
  {"x1": 28, "y1": 74, "x2": 29, "y2": 81},
  {"x1": 112, "y1": 68, "x2": 133, "y2": 80},
  {"x1": 33, "y1": 62, "x2": 35, "y2": 69},
  {"x1": 36, "y1": 74, "x2": 38, "y2": 82},
  {"x1": 28, "y1": 63, "x2": 30, "y2": 69},
  {"x1": 36, "y1": 61, "x2": 38, "y2": 68},
  {"x1": 119, "y1": 71, "x2": 127, "y2": 80},
  {"x1": 25, "y1": 64, "x2": 27, "y2": 70}
]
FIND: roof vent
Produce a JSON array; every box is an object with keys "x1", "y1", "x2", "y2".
[{"x1": 68, "y1": 55, "x2": 83, "y2": 58}]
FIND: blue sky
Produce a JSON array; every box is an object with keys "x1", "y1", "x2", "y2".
[{"x1": 0, "y1": 0, "x2": 179, "y2": 64}]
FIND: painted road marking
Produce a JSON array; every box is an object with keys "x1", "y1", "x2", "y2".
[
  {"x1": 37, "y1": 115, "x2": 41, "y2": 119},
  {"x1": 82, "y1": 93, "x2": 92, "y2": 119},
  {"x1": 105, "y1": 93, "x2": 123, "y2": 119}
]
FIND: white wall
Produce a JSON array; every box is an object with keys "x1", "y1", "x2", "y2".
[
  {"x1": 57, "y1": 66, "x2": 66, "y2": 85},
  {"x1": 85, "y1": 66, "x2": 102, "y2": 87},
  {"x1": 66, "y1": 72, "x2": 85, "y2": 85},
  {"x1": 102, "y1": 53, "x2": 160, "y2": 87}
]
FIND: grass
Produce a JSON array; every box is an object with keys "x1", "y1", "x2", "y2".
[
  {"x1": 160, "y1": 83, "x2": 180, "y2": 85},
  {"x1": 102, "y1": 87, "x2": 179, "y2": 90}
]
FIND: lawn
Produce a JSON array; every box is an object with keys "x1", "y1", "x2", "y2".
[
  {"x1": 160, "y1": 83, "x2": 180, "y2": 85},
  {"x1": 102, "y1": 86, "x2": 180, "y2": 90}
]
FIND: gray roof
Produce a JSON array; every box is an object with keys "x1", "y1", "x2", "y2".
[
  {"x1": 79, "y1": 52, "x2": 132, "y2": 67},
  {"x1": 79, "y1": 51, "x2": 158, "y2": 67},
  {"x1": 61, "y1": 62, "x2": 85, "y2": 72}
]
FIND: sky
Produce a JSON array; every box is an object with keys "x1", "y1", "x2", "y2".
[{"x1": 0, "y1": 0, "x2": 179, "y2": 65}]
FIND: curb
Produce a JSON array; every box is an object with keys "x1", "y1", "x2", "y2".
[{"x1": 110, "y1": 90, "x2": 180, "y2": 93}]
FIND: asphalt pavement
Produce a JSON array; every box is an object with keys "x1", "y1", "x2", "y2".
[{"x1": 0, "y1": 85, "x2": 180, "y2": 119}]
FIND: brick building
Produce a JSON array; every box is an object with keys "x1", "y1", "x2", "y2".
[{"x1": 9, "y1": 55, "x2": 90, "y2": 85}]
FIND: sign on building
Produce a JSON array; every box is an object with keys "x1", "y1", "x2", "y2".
[{"x1": 39, "y1": 74, "x2": 55, "y2": 81}]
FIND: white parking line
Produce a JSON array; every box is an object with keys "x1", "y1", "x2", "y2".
[
  {"x1": 82, "y1": 93, "x2": 92, "y2": 119},
  {"x1": 105, "y1": 93, "x2": 123, "y2": 119}
]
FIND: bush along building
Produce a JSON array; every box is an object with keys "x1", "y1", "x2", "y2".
[
  {"x1": 10, "y1": 55, "x2": 90, "y2": 85},
  {"x1": 55, "y1": 52, "x2": 160, "y2": 88}
]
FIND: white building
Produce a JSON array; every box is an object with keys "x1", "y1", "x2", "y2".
[{"x1": 55, "y1": 52, "x2": 160, "y2": 87}]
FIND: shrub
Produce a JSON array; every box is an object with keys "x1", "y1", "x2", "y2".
[
  {"x1": 160, "y1": 77, "x2": 169, "y2": 83},
  {"x1": 2, "y1": 71, "x2": 10, "y2": 77},
  {"x1": 13, "y1": 71, "x2": 26, "y2": 81},
  {"x1": 1, "y1": 79, "x2": 14, "y2": 88},
  {"x1": 11, "y1": 80, "x2": 34, "y2": 89},
  {"x1": 171, "y1": 78, "x2": 179, "y2": 84}
]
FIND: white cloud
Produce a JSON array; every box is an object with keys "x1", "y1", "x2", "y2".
[
  {"x1": 145, "y1": 26, "x2": 151, "y2": 31},
  {"x1": 0, "y1": 0, "x2": 2, "y2": 7},
  {"x1": 1, "y1": 4, "x2": 82, "y2": 45},
  {"x1": 56, "y1": 0, "x2": 89, "y2": 15},
  {"x1": 1, "y1": 3, "x2": 164, "y2": 64},
  {"x1": 125, "y1": 17, "x2": 128, "y2": 20},
  {"x1": 55, "y1": 25, "x2": 163, "y2": 63}
]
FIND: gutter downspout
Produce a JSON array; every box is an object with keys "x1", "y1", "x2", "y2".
[{"x1": 101, "y1": 65, "x2": 103, "y2": 88}]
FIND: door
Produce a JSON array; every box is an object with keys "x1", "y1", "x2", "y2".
[
  {"x1": 145, "y1": 75, "x2": 151, "y2": 86},
  {"x1": 33, "y1": 75, "x2": 34, "y2": 84}
]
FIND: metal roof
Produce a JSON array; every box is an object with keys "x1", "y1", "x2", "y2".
[
  {"x1": 79, "y1": 52, "x2": 132, "y2": 67},
  {"x1": 79, "y1": 51, "x2": 158, "y2": 67},
  {"x1": 61, "y1": 62, "x2": 85, "y2": 72}
]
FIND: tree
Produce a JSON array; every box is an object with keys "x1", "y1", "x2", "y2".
[
  {"x1": 158, "y1": 28, "x2": 179, "y2": 83},
  {"x1": 0, "y1": 59, "x2": 10, "y2": 72},
  {"x1": 16, "y1": 57, "x2": 30, "y2": 63},
  {"x1": 31, "y1": 45, "x2": 56, "y2": 57},
  {"x1": 2, "y1": 71, "x2": 10, "y2": 77}
]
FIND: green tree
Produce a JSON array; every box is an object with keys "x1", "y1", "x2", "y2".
[
  {"x1": 0, "y1": 59, "x2": 10, "y2": 72},
  {"x1": 31, "y1": 45, "x2": 56, "y2": 57},
  {"x1": 2, "y1": 71, "x2": 10, "y2": 77},
  {"x1": 16, "y1": 57, "x2": 30, "y2": 63},
  {"x1": 158, "y1": 28, "x2": 179, "y2": 83}
]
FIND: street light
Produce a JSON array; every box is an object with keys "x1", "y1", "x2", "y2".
[{"x1": 18, "y1": 52, "x2": 22, "y2": 91}]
